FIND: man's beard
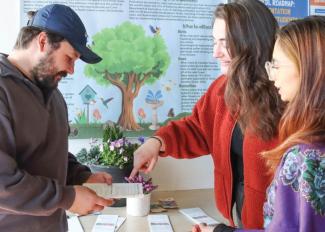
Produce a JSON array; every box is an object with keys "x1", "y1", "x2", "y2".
[{"x1": 30, "y1": 52, "x2": 67, "y2": 91}]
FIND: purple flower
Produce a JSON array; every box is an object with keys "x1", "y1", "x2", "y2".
[
  {"x1": 138, "y1": 136, "x2": 145, "y2": 144},
  {"x1": 115, "y1": 139, "x2": 123, "y2": 148},
  {"x1": 125, "y1": 174, "x2": 158, "y2": 194}
]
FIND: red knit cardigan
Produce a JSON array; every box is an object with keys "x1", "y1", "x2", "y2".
[{"x1": 156, "y1": 75, "x2": 278, "y2": 228}]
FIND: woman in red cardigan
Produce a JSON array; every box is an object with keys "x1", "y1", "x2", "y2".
[{"x1": 130, "y1": 0, "x2": 284, "y2": 230}]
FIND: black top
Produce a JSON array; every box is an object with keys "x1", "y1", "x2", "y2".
[
  {"x1": 214, "y1": 123, "x2": 243, "y2": 232},
  {"x1": 230, "y1": 123, "x2": 244, "y2": 220}
]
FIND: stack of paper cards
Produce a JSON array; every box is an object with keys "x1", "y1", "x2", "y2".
[
  {"x1": 148, "y1": 214, "x2": 174, "y2": 232},
  {"x1": 179, "y1": 207, "x2": 219, "y2": 226},
  {"x1": 158, "y1": 197, "x2": 178, "y2": 209},
  {"x1": 83, "y1": 183, "x2": 143, "y2": 198},
  {"x1": 68, "y1": 216, "x2": 84, "y2": 232},
  {"x1": 150, "y1": 203, "x2": 167, "y2": 213}
]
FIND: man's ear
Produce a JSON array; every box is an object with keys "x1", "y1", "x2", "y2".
[{"x1": 37, "y1": 31, "x2": 48, "y2": 53}]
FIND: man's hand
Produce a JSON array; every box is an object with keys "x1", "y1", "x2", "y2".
[
  {"x1": 129, "y1": 137, "x2": 162, "y2": 178},
  {"x1": 86, "y1": 172, "x2": 112, "y2": 184},
  {"x1": 68, "y1": 185, "x2": 114, "y2": 216},
  {"x1": 192, "y1": 223, "x2": 215, "y2": 232}
]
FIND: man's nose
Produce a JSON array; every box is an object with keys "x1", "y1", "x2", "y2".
[{"x1": 67, "y1": 63, "x2": 75, "y2": 74}]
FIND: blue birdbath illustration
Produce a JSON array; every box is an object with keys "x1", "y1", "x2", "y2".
[{"x1": 145, "y1": 90, "x2": 164, "y2": 130}]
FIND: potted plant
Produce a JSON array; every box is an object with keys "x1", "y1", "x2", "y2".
[
  {"x1": 76, "y1": 122, "x2": 144, "y2": 206},
  {"x1": 125, "y1": 174, "x2": 158, "y2": 216}
]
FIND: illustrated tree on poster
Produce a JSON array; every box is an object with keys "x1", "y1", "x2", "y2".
[{"x1": 84, "y1": 22, "x2": 170, "y2": 130}]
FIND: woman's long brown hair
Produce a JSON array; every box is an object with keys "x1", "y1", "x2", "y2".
[
  {"x1": 263, "y1": 16, "x2": 325, "y2": 171},
  {"x1": 215, "y1": 0, "x2": 284, "y2": 140}
]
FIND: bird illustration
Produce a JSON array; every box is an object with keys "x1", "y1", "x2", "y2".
[
  {"x1": 100, "y1": 97, "x2": 113, "y2": 109},
  {"x1": 167, "y1": 108, "x2": 175, "y2": 118},
  {"x1": 149, "y1": 25, "x2": 160, "y2": 35}
]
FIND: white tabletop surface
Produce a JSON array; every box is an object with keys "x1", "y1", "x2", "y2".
[{"x1": 78, "y1": 188, "x2": 228, "y2": 232}]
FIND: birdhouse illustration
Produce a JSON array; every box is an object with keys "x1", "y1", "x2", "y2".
[{"x1": 79, "y1": 85, "x2": 97, "y2": 124}]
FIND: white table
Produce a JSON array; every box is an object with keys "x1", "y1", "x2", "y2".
[{"x1": 78, "y1": 188, "x2": 229, "y2": 232}]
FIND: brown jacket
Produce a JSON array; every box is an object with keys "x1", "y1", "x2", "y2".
[{"x1": 0, "y1": 54, "x2": 91, "y2": 231}]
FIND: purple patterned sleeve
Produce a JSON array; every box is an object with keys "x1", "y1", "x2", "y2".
[{"x1": 236, "y1": 144, "x2": 325, "y2": 232}]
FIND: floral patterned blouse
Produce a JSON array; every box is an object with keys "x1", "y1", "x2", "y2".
[{"x1": 237, "y1": 143, "x2": 325, "y2": 232}]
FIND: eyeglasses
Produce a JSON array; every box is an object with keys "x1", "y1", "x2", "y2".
[
  {"x1": 265, "y1": 61, "x2": 294, "y2": 81},
  {"x1": 264, "y1": 61, "x2": 277, "y2": 81}
]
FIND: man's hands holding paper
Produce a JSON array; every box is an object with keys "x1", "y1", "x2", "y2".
[
  {"x1": 68, "y1": 185, "x2": 114, "y2": 216},
  {"x1": 69, "y1": 172, "x2": 114, "y2": 216}
]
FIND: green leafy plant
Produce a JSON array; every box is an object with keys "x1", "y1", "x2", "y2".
[
  {"x1": 76, "y1": 123, "x2": 144, "y2": 169},
  {"x1": 74, "y1": 109, "x2": 87, "y2": 124}
]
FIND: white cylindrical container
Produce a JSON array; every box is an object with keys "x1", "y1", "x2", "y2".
[{"x1": 126, "y1": 193, "x2": 151, "y2": 216}]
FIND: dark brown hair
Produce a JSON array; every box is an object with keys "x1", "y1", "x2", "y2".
[
  {"x1": 14, "y1": 11, "x2": 64, "y2": 50},
  {"x1": 215, "y1": 0, "x2": 284, "y2": 140},
  {"x1": 263, "y1": 16, "x2": 325, "y2": 171}
]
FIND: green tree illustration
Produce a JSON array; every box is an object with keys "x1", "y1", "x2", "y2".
[{"x1": 84, "y1": 22, "x2": 170, "y2": 130}]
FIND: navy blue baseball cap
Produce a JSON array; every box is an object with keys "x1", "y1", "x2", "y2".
[{"x1": 27, "y1": 4, "x2": 102, "y2": 64}]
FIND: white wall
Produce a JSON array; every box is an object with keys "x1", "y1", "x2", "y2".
[
  {"x1": 69, "y1": 139, "x2": 214, "y2": 191},
  {"x1": 0, "y1": 1, "x2": 20, "y2": 53},
  {"x1": 0, "y1": 1, "x2": 214, "y2": 191}
]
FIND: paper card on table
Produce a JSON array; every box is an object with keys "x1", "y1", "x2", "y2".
[
  {"x1": 83, "y1": 183, "x2": 143, "y2": 198},
  {"x1": 148, "y1": 214, "x2": 174, "y2": 232},
  {"x1": 179, "y1": 207, "x2": 219, "y2": 226},
  {"x1": 91, "y1": 215, "x2": 118, "y2": 232},
  {"x1": 115, "y1": 217, "x2": 126, "y2": 231},
  {"x1": 68, "y1": 216, "x2": 84, "y2": 232}
]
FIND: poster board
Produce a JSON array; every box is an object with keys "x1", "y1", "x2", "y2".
[{"x1": 21, "y1": 0, "x2": 224, "y2": 138}]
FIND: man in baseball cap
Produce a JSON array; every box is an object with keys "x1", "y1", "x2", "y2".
[
  {"x1": 0, "y1": 4, "x2": 112, "y2": 232},
  {"x1": 27, "y1": 4, "x2": 101, "y2": 63}
]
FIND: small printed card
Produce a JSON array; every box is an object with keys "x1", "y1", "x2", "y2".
[
  {"x1": 179, "y1": 207, "x2": 219, "y2": 226},
  {"x1": 158, "y1": 197, "x2": 178, "y2": 209},
  {"x1": 67, "y1": 216, "x2": 84, "y2": 232},
  {"x1": 91, "y1": 215, "x2": 118, "y2": 232},
  {"x1": 148, "y1": 214, "x2": 174, "y2": 232},
  {"x1": 115, "y1": 217, "x2": 126, "y2": 232},
  {"x1": 83, "y1": 183, "x2": 143, "y2": 198}
]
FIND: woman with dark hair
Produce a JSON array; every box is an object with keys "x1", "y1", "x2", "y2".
[
  {"x1": 131, "y1": 0, "x2": 283, "y2": 229},
  {"x1": 195, "y1": 16, "x2": 325, "y2": 232}
]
